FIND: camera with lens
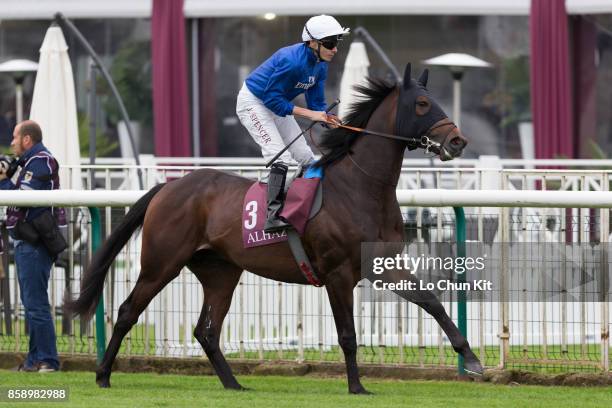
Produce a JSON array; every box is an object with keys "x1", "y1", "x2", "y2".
[{"x1": 0, "y1": 155, "x2": 18, "y2": 178}]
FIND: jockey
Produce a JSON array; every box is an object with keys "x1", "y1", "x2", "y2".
[{"x1": 236, "y1": 15, "x2": 348, "y2": 232}]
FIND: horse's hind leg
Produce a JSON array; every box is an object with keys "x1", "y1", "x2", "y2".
[
  {"x1": 96, "y1": 268, "x2": 181, "y2": 388},
  {"x1": 189, "y1": 251, "x2": 244, "y2": 390},
  {"x1": 414, "y1": 297, "x2": 483, "y2": 375}
]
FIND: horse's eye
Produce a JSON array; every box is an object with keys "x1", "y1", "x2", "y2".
[{"x1": 415, "y1": 99, "x2": 431, "y2": 116}]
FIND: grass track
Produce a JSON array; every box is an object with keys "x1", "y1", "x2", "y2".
[{"x1": 1, "y1": 370, "x2": 610, "y2": 408}]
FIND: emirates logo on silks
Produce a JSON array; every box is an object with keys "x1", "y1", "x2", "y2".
[{"x1": 295, "y1": 76, "x2": 315, "y2": 90}]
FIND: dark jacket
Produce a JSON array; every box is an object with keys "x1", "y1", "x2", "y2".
[{"x1": 0, "y1": 143, "x2": 64, "y2": 234}]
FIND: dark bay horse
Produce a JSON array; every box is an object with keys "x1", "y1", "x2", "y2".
[{"x1": 67, "y1": 64, "x2": 483, "y2": 394}]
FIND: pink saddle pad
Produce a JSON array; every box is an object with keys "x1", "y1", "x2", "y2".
[{"x1": 242, "y1": 178, "x2": 320, "y2": 248}]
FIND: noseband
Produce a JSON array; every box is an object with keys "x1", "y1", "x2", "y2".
[{"x1": 418, "y1": 121, "x2": 457, "y2": 154}]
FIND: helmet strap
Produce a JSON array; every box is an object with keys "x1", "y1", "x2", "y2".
[
  {"x1": 304, "y1": 23, "x2": 322, "y2": 61},
  {"x1": 315, "y1": 42, "x2": 322, "y2": 61}
]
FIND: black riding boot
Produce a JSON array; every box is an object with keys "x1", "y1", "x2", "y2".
[{"x1": 264, "y1": 162, "x2": 290, "y2": 233}]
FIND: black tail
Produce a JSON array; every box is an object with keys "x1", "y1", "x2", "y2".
[{"x1": 64, "y1": 183, "x2": 166, "y2": 320}]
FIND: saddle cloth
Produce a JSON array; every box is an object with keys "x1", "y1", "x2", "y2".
[{"x1": 242, "y1": 166, "x2": 322, "y2": 248}]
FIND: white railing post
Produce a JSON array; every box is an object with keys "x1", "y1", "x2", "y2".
[
  {"x1": 239, "y1": 276, "x2": 244, "y2": 360},
  {"x1": 297, "y1": 286, "x2": 304, "y2": 363},
  {"x1": 499, "y1": 174, "x2": 510, "y2": 369},
  {"x1": 600, "y1": 173, "x2": 610, "y2": 371}
]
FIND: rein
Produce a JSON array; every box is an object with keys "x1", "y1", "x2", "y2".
[
  {"x1": 336, "y1": 121, "x2": 457, "y2": 186},
  {"x1": 334, "y1": 121, "x2": 455, "y2": 153},
  {"x1": 347, "y1": 153, "x2": 398, "y2": 187}
]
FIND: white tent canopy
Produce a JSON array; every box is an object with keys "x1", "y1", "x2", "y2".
[
  {"x1": 29, "y1": 25, "x2": 82, "y2": 190},
  {"x1": 1, "y1": 0, "x2": 612, "y2": 19}
]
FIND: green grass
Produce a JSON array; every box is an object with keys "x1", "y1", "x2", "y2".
[
  {"x1": 2, "y1": 318, "x2": 609, "y2": 373},
  {"x1": 3, "y1": 322, "x2": 610, "y2": 373},
  {"x1": 0, "y1": 370, "x2": 611, "y2": 408},
  {"x1": 225, "y1": 344, "x2": 610, "y2": 373},
  {"x1": 0, "y1": 321, "x2": 157, "y2": 356}
]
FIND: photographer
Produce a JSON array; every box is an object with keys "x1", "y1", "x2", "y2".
[{"x1": 1, "y1": 120, "x2": 66, "y2": 373}]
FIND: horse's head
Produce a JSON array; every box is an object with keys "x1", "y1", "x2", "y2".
[{"x1": 396, "y1": 63, "x2": 467, "y2": 161}]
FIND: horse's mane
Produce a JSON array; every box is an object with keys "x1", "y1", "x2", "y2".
[{"x1": 316, "y1": 77, "x2": 396, "y2": 168}]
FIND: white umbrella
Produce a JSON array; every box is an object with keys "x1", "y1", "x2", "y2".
[
  {"x1": 29, "y1": 25, "x2": 82, "y2": 190},
  {"x1": 338, "y1": 41, "x2": 370, "y2": 120}
]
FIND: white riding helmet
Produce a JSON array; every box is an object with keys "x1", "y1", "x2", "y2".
[{"x1": 301, "y1": 15, "x2": 350, "y2": 41}]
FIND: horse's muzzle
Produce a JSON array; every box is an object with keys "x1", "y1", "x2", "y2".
[{"x1": 440, "y1": 133, "x2": 467, "y2": 161}]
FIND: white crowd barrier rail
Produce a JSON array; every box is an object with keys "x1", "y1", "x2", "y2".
[
  {"x1": 61, "y1": 156, "x2": 612, "y2": 192},
  {"x1": 0, "y1": 188, "x2": 609, "y2": 371},
  {"x1": 2, "y1": 188, "x2": 612, "y2": 208}
]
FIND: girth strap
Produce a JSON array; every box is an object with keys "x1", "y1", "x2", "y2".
[{"x1": 287, "y1": 229, "x2": 323, "y2": 287}]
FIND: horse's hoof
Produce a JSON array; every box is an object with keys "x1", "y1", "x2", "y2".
[
  {"x1": 225, "y1": 384, "x2": 248, "y2": 391},
  {"x1": 349, "y1": 386, "x2": 373, "y2": 395},
  {"x1": 463, "y1": 359, "x2": 484, "y2": 377},
  {"x1": 96, "y1": 372, "x2": 111, "y2": 388}
]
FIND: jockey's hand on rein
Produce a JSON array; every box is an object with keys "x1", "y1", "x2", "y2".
[{"x1": 321, "y1": 113, "x2": 342, "y2": 129}]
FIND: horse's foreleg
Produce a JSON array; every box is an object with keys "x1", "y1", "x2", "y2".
[
  {"x1": 414, "y1": 297, "x2": 483, "y2": 375},
  {"x1": 191, "y1": 256, "x2": 244, "y2": 390},
  {"x1": 325, "y1": 270, "x2": 370, "y2": 394}
]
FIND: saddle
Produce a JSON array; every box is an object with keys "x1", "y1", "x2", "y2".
[{"x1": 242, "y1": 165, "x2": 323, "y2": 286}]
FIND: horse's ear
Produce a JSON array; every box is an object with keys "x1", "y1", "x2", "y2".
[
  {"x1": 402, "y1": 63, "x2": 412, "y2": 90},
  {"x1": 418, "y1": 69, "x2": 429, "y2": 87}
]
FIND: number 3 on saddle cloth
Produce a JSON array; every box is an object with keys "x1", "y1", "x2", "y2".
[{"x1": 242, "y1": 165, "x2": 323, "y2": 249}]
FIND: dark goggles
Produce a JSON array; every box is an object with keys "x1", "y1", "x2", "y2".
[{"x1": 318, "y1": 36, "x2": 341, "y2": 50}]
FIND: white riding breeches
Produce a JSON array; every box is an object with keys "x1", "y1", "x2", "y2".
[{"x1": 236, "y1": 83, "x2": 315, "y2": 166}]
